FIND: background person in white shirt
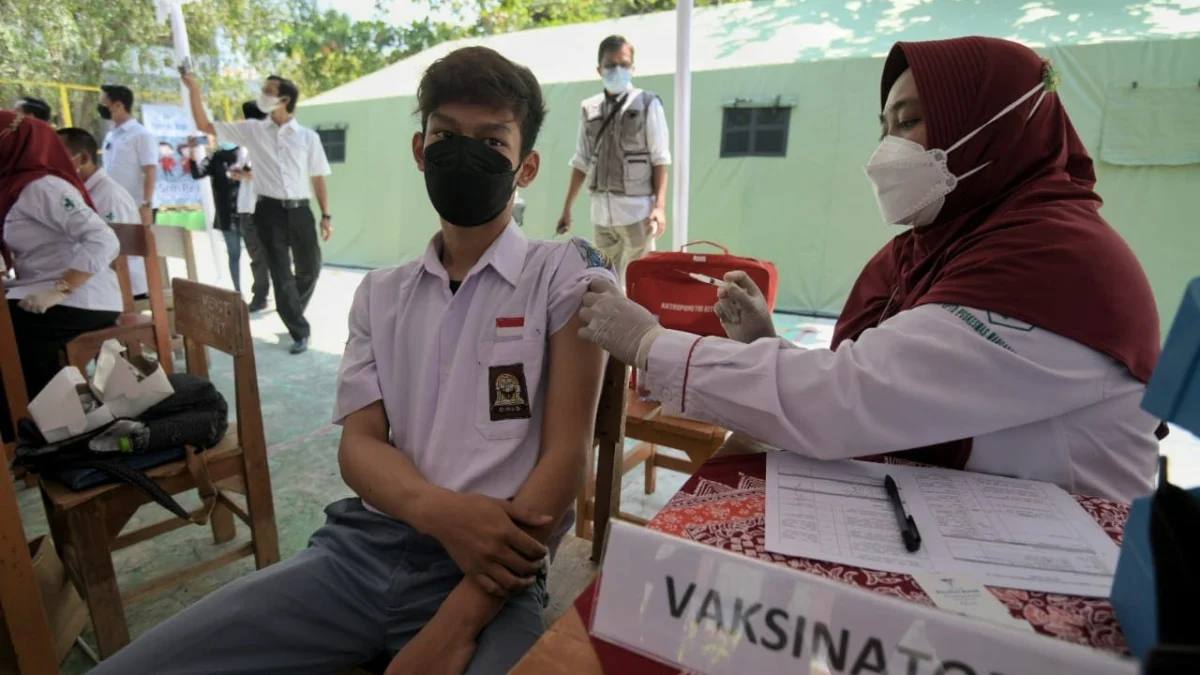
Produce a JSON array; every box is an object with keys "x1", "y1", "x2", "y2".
[
  {"x1": 182, "y1": 72, "x2": 332, "y2": 355},
  {"x1": 557, "y1": 35, "x2": 671, "y2": 287},
  {"x1": 1, "y1": 112, "x2": 121, "y2": 440},
  {"x1": 57, "y1": 127, "x2": 147, "y2": 297},
  {"x1": 98, "y1": 85, "x2": 156, "y2": 226},
  {"x1": 228, "y1": 100, "x2": 271, "y2": 311}
]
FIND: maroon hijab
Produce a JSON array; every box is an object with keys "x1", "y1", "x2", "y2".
[
  {"x1": 0, "y1": 110, "x2": 96, "y2": 266},
  {"x1": 832, "y1": 37, "x2": 1160, "y2": 469}
]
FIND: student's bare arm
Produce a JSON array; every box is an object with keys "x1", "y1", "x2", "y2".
[
  {"x1": 338, "y1": 402, "x2": 547, "y2": 592},
  {"x1": 434, "y1": 311, "x2": 607, "y2": 633}
]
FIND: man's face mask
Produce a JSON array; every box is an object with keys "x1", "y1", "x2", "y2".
[
  {"x1": 422, "y1": 134, "x2": 520, "y2": 228},
  {"x1": 256, "y1": 93, "x2": 282, "y2": 114},
  {"x1": 97, "y1": 104, "x2": 112, "y2": 120},
  {"x1": 602, "y1": 66, "x2": 633, "y2": 95},
  {"x1": 864, "y1": 81, "x2": 1047, "y2": 227}
]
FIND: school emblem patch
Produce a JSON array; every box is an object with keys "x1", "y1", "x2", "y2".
[
  {"x1": 573, "y1": 238, "x2": 614, "y2": 272},
  {"x1": 62, "y1": 196, "x2": 79, "y2": 212},
  {"x1": 489, "y1": 363, "x2": 532, "y2": 421}
]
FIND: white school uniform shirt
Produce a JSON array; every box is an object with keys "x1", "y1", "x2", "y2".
[
  {"x1": 569, "y1": 87, "x2": 671, "y2": 228},
  {"x1": 232, "y1": 147, "x2": 257, "y2": 215},
  {"x1": 644, "y1": 303, "x2": 1160, "y2": 504},
  {"x1": 84, "y1": 168, "x2": 147, "y2": 297},
  {"x1": 332, "y1": 222, "x2": 617, "y2": 546},
  {"x1": 213, "y1": 117, "x2": 330, "y2": 201},
  {"x1": 3, "y1": 176, "x2": 122, "y2": 313},
  {"x1": 101, "y1": 118, "x2": 157, "y2": 206}
]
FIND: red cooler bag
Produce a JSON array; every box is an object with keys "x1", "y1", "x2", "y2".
[{"x1": 626, "y1": 241, "x2": 779, "y2": 337}]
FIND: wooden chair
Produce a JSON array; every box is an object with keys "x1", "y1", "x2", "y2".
[
  {"x1": 39, "y1": 279, "x2": 279, "y2": 659},
  {"x1": 137, "y1": 225, "x2": 199, "y2": 354},
  {"x1": 343, "y1": 357, "x2": 629, "y2": 675},
  {"x1": 63, "y1": 223, "x2": 174, "y2": 375},
  {"x1": 0, "y1": 276, "x2": 63, "y2": 673},
  {"x1": 577, "y1": 390, "x2": 727, "y2": 560}
]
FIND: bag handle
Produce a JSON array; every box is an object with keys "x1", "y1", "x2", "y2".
[{"x1": 679, "y1": 240, "x2": 731, "y2": 255}]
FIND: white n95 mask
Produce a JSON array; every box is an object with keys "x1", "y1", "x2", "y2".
[
  {"x1": 256, "y1": 94, "x2": 281, "y2": 114},
  {"x1": 864, "y1": 81, "x2": 1047, "y2": 227}
]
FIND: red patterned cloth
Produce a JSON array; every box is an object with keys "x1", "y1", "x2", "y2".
[{"x1": 575, "y1": 453, "x2": 1131, "y2": 673}]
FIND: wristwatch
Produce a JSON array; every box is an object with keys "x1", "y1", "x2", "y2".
[
  {"x1": 321, "y1": 214, "x2": 332, "y2": 220},
  {"x1": 140, "y1": 199, "x2": 152, "y2": 208}
]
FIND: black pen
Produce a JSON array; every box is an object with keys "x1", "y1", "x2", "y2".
[{"x1": 884, "y1": 475, "x2": 922, "y2": 553}]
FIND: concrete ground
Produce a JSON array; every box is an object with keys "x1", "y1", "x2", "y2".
[{"x1": 15, "y1": 228, "x2": 1198, "y2": 672}]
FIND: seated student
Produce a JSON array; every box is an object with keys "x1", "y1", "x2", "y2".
[{"x1": 90, "y1": 46, "x2": 615, "y2": 675}]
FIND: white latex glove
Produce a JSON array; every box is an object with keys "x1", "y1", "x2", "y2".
[
  {"x1": 18, "y1": 286, "x2": 68, "y2": 314},
  {"x1": 714, "y1": 271, "x2": 776, "y2": 343},
  {"x1": 578, "y1": 278, "x2": 664, "y2": 369}
]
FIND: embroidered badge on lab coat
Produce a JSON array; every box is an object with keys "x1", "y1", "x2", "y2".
[
  {"x1": 489, "y1": 364, "x2": 532, "y2": 421},
  {"x1": 573, "y1": 238, "x2": 614, "y2": 272}
]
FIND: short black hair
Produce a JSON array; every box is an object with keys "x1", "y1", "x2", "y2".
[
  {"x1": 57, "y1": 127, "x2": 100, "y2": 164},
  {"x1": 266, "y1": 76, "x2": 299, "y2": 113},
  {"x1": 242, "y1": 100, "x2": 267, "y2": 121},
  {"x1": 17, "y1": 96, "x2": 51, "y2": 122},
  {"x1": 101, "y1": 85, "x2": 134, "y2": 112},
  {"x1": 416, "y1": 46, "x2": 546, "y2": 157},
  {"x1": 597, "y1": 35, "x2": 634, "y2": 65}
]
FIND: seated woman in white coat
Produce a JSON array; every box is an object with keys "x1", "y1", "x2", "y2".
[
  {"x1": 578, "y1": 36, "x2": 1162, "y2": 504},
  {"x1": 1, "y1": 111, "x2": 122, "y2": 439}
]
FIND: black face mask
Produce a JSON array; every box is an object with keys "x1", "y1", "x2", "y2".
[
  {"x1": 97, "y1": 104, "x2": 112, "y2": 120},
  {"x1": 423, "y1": 135, "x2": 519, "y2": 228}
]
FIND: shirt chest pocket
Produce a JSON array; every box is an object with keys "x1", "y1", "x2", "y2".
[{"x1": 476, "y1": 337, "x2": 545, "y2": 441}]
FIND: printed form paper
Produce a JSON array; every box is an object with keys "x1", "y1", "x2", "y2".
[{"x1": 764, "y1": 452, "x2": 1119, "y2": 597}]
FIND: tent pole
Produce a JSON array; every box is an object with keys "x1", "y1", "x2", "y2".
[{"x1": 671, "y1": 0, "x2": 693, "y2": 251}]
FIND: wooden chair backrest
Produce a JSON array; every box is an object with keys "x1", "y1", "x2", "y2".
[
  {"x1": 172, "y1": 279, "x2": 265, "y2": 458},
  {"x1": 150, "y1": 225, "x2": 198, "y2": 288},
  {"x1": 108, "y1": 223, "x2": 173, "y2": 371},
  {"x1": 0, "y1": 275, "x2": 29, "y2": 458},
  {"x1": 595, "y1": 358, "x2": 628, "y2": 445}
]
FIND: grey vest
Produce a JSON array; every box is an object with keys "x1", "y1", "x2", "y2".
[{"x1": 583, "y1": 89, "x2": 657, "y2": 197}]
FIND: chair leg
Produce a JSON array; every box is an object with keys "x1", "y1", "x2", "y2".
[
  {"x1": 592, "y1": 438, "x2": 622, "y2": 564},
  {"x1": 243, "y1": 470, "x2": 280, "y2": 569},
  {"x1": 576, "y1": 441, "x2": 597, "y2": 539},
  {"x1": 210, "y1": 499, "x2": 236, "y2": 544},
  {"x1": 66, "y1": 501, "x2": 130, "y2": 659},
  {"x1": 643, "y1": 444, "x2": 658, "y2": 495}
]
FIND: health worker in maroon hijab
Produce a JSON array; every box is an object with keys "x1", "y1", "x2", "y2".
[{"x1": 576, "y1": 36, "x2": 1162, "y2": 504}]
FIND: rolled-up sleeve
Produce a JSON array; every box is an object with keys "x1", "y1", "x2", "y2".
[
  {"x1": 568, "y1": 106, "x2": 592, "y2": 173},
  {"x1": 136, "y1": 129, "x2": 158, "y2": 168},
  {"x1": 333, "y1": 274, "x2": 384, "y2": 424},
  {"x1": 646, "y1": 97, "x2": 672, "y2": 166},
  {"x1": 548, "y1": 238, "x2": 617, "y2": 336},
  {"x1": 308, "y1": 133, "x2": 332, "y2": 177},
  {"x1": 644, "y1": 304, "x2": 1106, "y2": 460},
  {"x1": 30, "y1": 183, "x2": 120, "y2": 274}
]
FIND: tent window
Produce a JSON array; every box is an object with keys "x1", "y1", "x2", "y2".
[
  {"x1": 721, "y1": 107, "x2": 789, "y2": 158},
  {"x1": 317, "y1": 128, "x2": 347, "y2": 163}
]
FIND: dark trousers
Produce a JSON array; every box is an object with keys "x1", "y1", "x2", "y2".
[
  {"x1": 220, "y1": 228, "x2": 242, "y2": 293},
  {"x1": 239, "y1": 213, "x2": 271, "y2": 304},
  {"x1": 1, "y1": 301, "x2": 120, "y2": 441},
  {"x1": 254, "y1": 198, "x2": 321, "y2": 341}
]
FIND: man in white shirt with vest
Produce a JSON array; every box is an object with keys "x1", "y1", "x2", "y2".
[
  {"x1": 182, "y1": 72, "x2": 332, "y2": 354},
  {"x1": 58, "y1": 126, "x2": 149, "y2": 299},
  {"x1": 98, "y1": 85, "x2": 157, "y2": 226},
  {"x1": 558, "y1": 34, "x2": 671, "y2": 287}
]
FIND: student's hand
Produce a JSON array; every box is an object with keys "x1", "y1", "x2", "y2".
[
  {"x1": 649, "y1": 206, "x2": 666, "y2": 239},
  {"x1": 578, "y1": 279, "x2": 664, "y2": 370},
  {"x1": 180, "y1": 70, "x2": 198, "y2": 91},
  {"x1": 427, "y1": 493, "x2": 549, "y2": 597},
  {"x1": 715, "y1": 271, "x2": 776, "y2": 343},
  {"x1": 556, "y1": 210, "x2": 572, "y2": 236},
  {"x1": 384, "y1": 612, "x2": 475, "y2": 675}
]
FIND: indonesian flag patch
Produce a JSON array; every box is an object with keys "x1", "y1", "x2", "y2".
[{"x1": 496, "y1": 316, "x2": 524, "y2": 339}]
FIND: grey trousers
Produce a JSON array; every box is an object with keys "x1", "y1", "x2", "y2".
[
  {"x1": 90, "y1": 498, "x2": 548, "y2": 675},
  {"x1": 594, "y1": 219, "x2": 653, "y2": 291}
]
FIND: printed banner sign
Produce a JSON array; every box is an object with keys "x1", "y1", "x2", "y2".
[
  {"x1": 591, "y1": 521, "x2": 1135, "y2": 675},
  {"x1": 141, "y1": 104, "x2": 202, "y2": 208}
]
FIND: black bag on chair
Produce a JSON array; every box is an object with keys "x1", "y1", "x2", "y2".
[{"x1": 13, "y1": 373, "x2": 228, "y2": 520}]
